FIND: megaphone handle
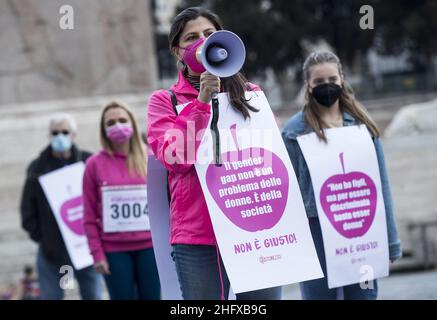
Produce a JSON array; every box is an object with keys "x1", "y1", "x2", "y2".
[{"x1": 211, "y1": 96, "x2": 222, "y2": 166}]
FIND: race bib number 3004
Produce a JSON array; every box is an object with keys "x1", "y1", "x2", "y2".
[{"x1": 102, "y1": 185, "x2": 150, "y2": 233}]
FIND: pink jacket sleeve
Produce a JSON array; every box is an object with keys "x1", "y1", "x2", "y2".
[
  {"x1": 147, "y1": 90, "x2": 211, "y2": 173},
  {"x1": 82, "y1": 159, "x2": 105, "y2": 263},
  {"x1": 247, "y1": 82, "x2": 261, "y2": 92}
]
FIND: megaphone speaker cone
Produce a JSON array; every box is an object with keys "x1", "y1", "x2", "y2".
[
  {"x1": 199, "y1": 30, "x2": 246, "y2": 78},
  {"x1": 207, "y1": 47, "x2": 228, "y2": 63}
]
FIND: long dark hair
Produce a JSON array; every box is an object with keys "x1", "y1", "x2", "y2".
[{"x1": 169, "y1": 7, "x2": 258, "y2": 119}]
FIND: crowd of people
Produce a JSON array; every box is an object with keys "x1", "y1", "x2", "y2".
[{"x1": 16, "y1": 7, "x2": 400, "y2": 300}]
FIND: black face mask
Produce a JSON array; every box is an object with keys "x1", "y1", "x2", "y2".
[{"x1": 311, "y1": 83, "x2": 343, "y2": 108}]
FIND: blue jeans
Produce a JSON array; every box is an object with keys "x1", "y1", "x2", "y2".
[
  {"x1": 37, "y1": 247, "x2": 102, "y2": 300},
  {"x1": 104, "y1": 248, "x2": 161, "y2": 300},
  {"x1": 299, "y1": 218, "x2": 378, "y2": 300},
  {"x1": 172, "y1": 244, "x2": 282, "y2": 300}
]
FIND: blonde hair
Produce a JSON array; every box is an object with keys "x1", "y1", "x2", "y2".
[
  {"x1": 302, "y1": 51, "x2": 380, "y2": 142},
  {"x1": 100, "y1": 101, "x2": 147, "y2": 177}
]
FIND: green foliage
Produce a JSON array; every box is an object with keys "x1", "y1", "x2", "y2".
[{"x1": 174, "y1": 0, "x2": 435, "y2": 77}]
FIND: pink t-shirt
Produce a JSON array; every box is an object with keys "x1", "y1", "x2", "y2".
[{"x1": 83, "y1": 150, "x2": 152, "y2": 263}]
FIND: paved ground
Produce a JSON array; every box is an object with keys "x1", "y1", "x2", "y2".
[
  {"x1": 282, "y1": 269, "x2": 437, "y2": 300},
  {"x1": 2, "y1": 269, "x2": 435, "y2": 300}
]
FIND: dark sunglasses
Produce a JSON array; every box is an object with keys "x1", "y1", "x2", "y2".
[{"x1": 51, "y1": 130, "x2": 70, "y2": 136}]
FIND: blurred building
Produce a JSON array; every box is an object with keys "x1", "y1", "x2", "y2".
[
  {"x1": 0, "y1": 0, "x2": 158, "y2": 106},
  {"x1": 365, "y1": 49, "x2": 437, "y2": 96},
  {"x1": 152, "y1": 0, "x2": 182, "y2": 82},
  {"x1": 154, "y1": 0, "x2": 181, "y2": 35}
]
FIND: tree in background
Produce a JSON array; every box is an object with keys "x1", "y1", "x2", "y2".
[
  {"x1": 177, "y1": 0, "x2": 380, "y2": 98},
  {"x1": 170, "y1": 0, "x2": 436, "y2": 98},
  {"x1": 374, "y1": 0, "x2": 437, "y2": 90}
]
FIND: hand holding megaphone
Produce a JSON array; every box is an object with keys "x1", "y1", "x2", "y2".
[
  {"x1": 198, "y1": 72, "x2": 221, "y2": 104},
  {"x1": 182, "y1": 30, "x2": 246, "y2": 165},
  {"x1": 184, "y1": 30, "x2": 245, "y2": 103}
]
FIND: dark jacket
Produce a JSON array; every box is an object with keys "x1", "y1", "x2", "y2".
[{"x1": 20, "y1": 144, "x2": 92, "y2": 265}]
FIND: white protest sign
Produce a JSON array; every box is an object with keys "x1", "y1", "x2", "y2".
[
  {"x1": 297, "y1": 125, "x2": 389, "y2": 288},
  {"x1": 147, "y1": 156, "x2": 182, "y2": 300},
  {"x1": 39, "y1": 162, "x2": 93, "y2": 270},
  {"x1": 190, "y1": 91, "x2": 323, "y2": 294}
]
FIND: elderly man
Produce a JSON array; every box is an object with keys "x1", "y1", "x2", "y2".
[{"x1": 20, "y1": 113, "x2": 102, "y2": 300}]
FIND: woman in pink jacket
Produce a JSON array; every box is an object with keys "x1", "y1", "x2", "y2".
[
  {"x1": 83, "y1": 101, "x2": 160, "y2": 300},
  {"x1": 147, "y1": 7, "x2": 281, "y2": 300}
]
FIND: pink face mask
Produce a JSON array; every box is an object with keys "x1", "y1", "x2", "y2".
[
  {"x1": 181, "y1": 37, "x2": 206, "y2": 74},
  {"x1": 106, "y1": 123, "x2": 133, "y2": 144}
]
